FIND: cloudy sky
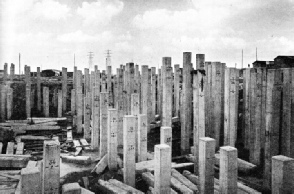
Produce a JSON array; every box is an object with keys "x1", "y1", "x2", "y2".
[{"x1": 1, "y1": 0, "x2": 294, "y2": 72}]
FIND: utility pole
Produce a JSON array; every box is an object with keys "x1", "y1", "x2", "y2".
[
  {"x1": 74, "y1": 53, "x2": 75, "y2": 67},
  {"x1": 87, "y1": 52, "x2": 94, "y2": 70},
  {"x1": 241, "y1": 49, "x2": 243, "y2": 69},
  {"x1": 256, "y1": 47, "x2": 258, "y2": 61},
  {"x1": 19, "y1": 53, "x2": 21, "y2": 78},
  {"x1": 105, "y1": 50, "x2": 112, "y2": 70}
]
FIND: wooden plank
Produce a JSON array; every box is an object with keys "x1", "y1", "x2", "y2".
[
  {"x1": 141, "y1": 172, "x2": 177, "y2": 194},
  {"x1": 171, "y1": 176, "x2": 193, "y2": 194},
  {"x1": 109, "y1": 179, "x2": 144, "y2": 194},
  {"x1": 123, "y1": 115, "x2": 136, "y2": 187},
  {"x1": 0, "y1": 154, "x2": 30, "y2": 168},
  {"x1": 171, "y1": 168, "x2": 198, "y2": 193},
  {"x1": 15, "y1": 142, "x2": 24, "y2": 155},
  {"x1": 97, "y1": 179, "x2": 128, "y2": 194},
  {"x1": 6, "y1": 142, "x2": 14, "y2": 154},
  {"x1": 154, "y1": 144, "x2": 171, "y2": 194},
  {"x1": 67, "y1": 130, "x2": 73, "y2": 142},
  {"x1": 12, "y1": 125, "x2": 61, "y2": 131},
  {"x1": 92, "y1": 154, "x2": 108, "y2": 174},
  {"x1": 62, "y1": 182, "x2": 81, "y2": 194},
  {"x1": 80, "y1": 139, "x2": 90, "y2": 150},
  {"x1": 0, "y1": 142, "x2": 3, "y2": 154}
]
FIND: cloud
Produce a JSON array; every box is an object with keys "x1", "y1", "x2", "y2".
[
  {"x1": 77, "y1": 0, "x2": 124, "y2": 26},
  {"x1": 132, "y1": 8, "x2": 231, "y2": 34},
  {"x1": 32, "y1": 0, "x2": 70, "y2": 20},
  {"x1": 259, "y1": 36, "x2": 294, "y2": 54},
  {"x1": 57, "y1": 30, "x2": 113, "y2": 43},
  {"x1": 115, "y1": 41, "x2": 133, "y2": 52}
]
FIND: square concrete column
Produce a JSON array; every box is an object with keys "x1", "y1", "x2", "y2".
[
  {"x1": 91, "y1": 87, "x2": 100, "y2": 150},
  {"x1": 57, "y1": 90, "x2": 62, "y2": 117},
  {"x1": 123, "y1": 115, "x2": 136, "y2": 187},
  {"x1": 199, "y1": 137, "x2": 215, "y2": 194},
  {"x1": 42, "y1": 140, "x2": 60, "y2": 193},
  {"x1": 43, "y1": 87, "x2": 49, "y2": 117},
  {"x1": 108, "y1": 108, "x2": 118, "y2": 171},
  {"x1": 219, "y1": 146, "x2": 237, "y2": 194},
  {"x1": 272, "y1": 155, "x2": 294, "y2": 193},
  {"x1": 154, "y1": 144, "x2": 171, "y2": 194},
  {"x1": 181, "y1": 52, "x2": 193, "y2": 154},
  {"x1": 138, "y1": 114, "x2": 147, "y2": 162},
  {"x1": 100, "y1": 92, "x2": 109, "y2": 157},
  {"x1": 84, "y1": 96, "x2": 91, "y2": 140},
  {"x1": 71, "y1": 89, "x2": 76, "y2": 116},
  {"x1": 20, "y1": 167, "x2": 41, "y2": 194},
  {"x1": 160, "y1": 126, "x2": 172, "y2": 151},
  {"x1": 62, "y1": 67, "x2": 67, "y2": 111},
  {"x1": 162, "y1": 57, "x2": 173, "y2": 127},
  {"x1": 76, "y1": 86, "x2": 83, "y2": 134}
]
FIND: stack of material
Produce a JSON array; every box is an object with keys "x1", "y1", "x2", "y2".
[
  {"x1": 0, "y1": 141, "x2": 30, "y2": 168},
  {"x1": 0, "y1": 117, "x2": 69, "y2": 157}
]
